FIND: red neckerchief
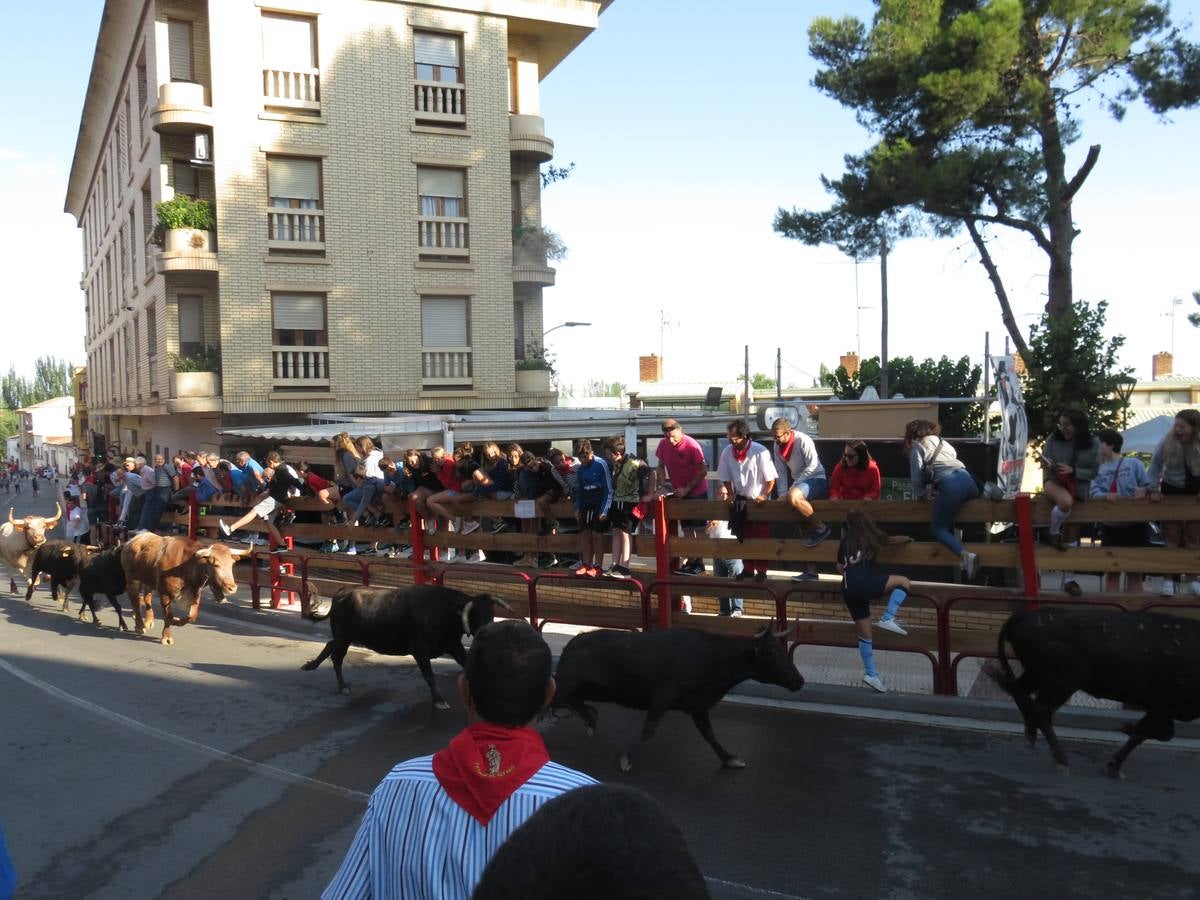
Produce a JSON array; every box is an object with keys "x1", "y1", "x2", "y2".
[
  {"x1": 432, "y1": 723, "x2": 550, "y2": 825},
  {"x1": 554, "y1": 457, "x2": 575, "y2": 475},
  {"x1": 732, "y1": 440, "x2": 750, "y2": 463},
  {"x1": 776, "y1": 431, "x2": 794, "y2": 462}
]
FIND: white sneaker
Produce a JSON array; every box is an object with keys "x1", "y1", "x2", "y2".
[
  {"x1": 465, "y1": 550, "x2": 486, "y2": 563},
  {"x1": 680, "y1": 595, "x2": 692, "y2": 614},
  {"x1": 961, "y1": 551, "x2": 980, "y2": 580},
  {"x1": 863, "y1": 674, "x2": 887, "y2": 693},
  {"x1": 424, "y1": 519, "x2": 437, "y2": 535},
  {"x1": 395, "y1": 545, "x2": 413, "y2": 559},
  {"x1": 461, "y1": 520, "x2": 481, "y2": 536},
  {"x1": 1161, "y1": 579, "x2": 1176, "y2": 597},
  {"x1": 343, "y1": 544, "x2": 357, "y2": 556},
  {"x1": 219, "y1": 519, "x2": 231, "y2": 536},
  {"x1": 876, "y1": 617, "x2": 908, "y2": 636},
  {"x1": 1188, "y1": 580, "x2": 1200, "y2": 596}
]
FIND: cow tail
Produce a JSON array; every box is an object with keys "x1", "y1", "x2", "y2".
[
  {"x1": 304, "y1": 588, "x2": 333, "y2": 622},
  {"x1": 994, "y1": 614, "x2": 1017, "y2": 687}
]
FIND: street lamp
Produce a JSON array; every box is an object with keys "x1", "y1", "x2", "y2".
[
  {"x1": 543, "y1": 321, "x2": 591, "y2": 337},
  {"x1": 1115, "y1": 374, "x2": 1138, "y2": 430}
]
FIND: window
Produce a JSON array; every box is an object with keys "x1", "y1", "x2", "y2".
[
  {"x1": 168, "y1": 19, "x2": 194, "y2": 82},
  {"x1": 136, "y1": 60, "x2": 148, "y2": 114},
  {"x1": 172, "y1": 161, "x2": 198, "y2": 198},
  {"x1": 513, "y1": 300, "x2": 525, "y2": 359},
  {"x1": 267, "y1": 157, "x2": 323, "y2": 245},
  {"x1": 178, "y1": 294, "x2": 204, "y2": 357},
  {"x1": 511, "y1": 180, "x2": 522, "y2": 228},
  {"x1": 421, "y1": 296, "x2": 469, "y2": 347},
  {"x1": 261, "y1": 13, "x2": 320, "y2": 112},
  {"x1": 272, "y1": 292, "x2": 327, "y2": 346},
  {"x1": 146, "y1": 302, "x2": 158, "y2": 358},
  {"x1": 414, "y1": 32, "x2": 461, "y2": 83},
  {"x1": 418, "y1": 168, "x2": 467, "y2": 255},
  {"x1": 507, "y1": 57, "x2": 518, "y2": 113},
  {"x1": 133, "y1": 315, "x2": 141, "y2": 397}
]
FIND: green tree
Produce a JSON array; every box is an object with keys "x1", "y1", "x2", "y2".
[
  {"x1": 2, "y1": 356, "x2": 75, "y2": 411},
  {"x1": 581, "y1": 378, "x2": 627, "y2": 398},
  {"x1": 738, "y1": 373, "x2": 778, "y2": 392},
  {"x1": 822, "y1": 354, "x2": 984, "y2": 435},
  {"x1": 1021, "y1": 299, "x2": 1129, "y2": 438},
  {"x1": 1188, "y1": 288, "x2": 1199, "y2": 327},
  {"x1": 0, "y1": 408, "x2": 17, "y2": 438},
  {"x1": 775, "y1": 1, "x2": 1200, "y2": 369}
]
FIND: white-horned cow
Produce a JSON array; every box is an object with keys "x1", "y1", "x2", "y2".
[
  {"x1": 120, "y1": 532, "x2": 250, "y2": 645},
  {"x1": 1, "y1": 504, "x2": 62, "y2": 594}
]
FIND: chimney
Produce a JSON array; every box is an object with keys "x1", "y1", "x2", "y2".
[
  {"x1": 639, "y1": 354, "x2": 662, "y2": 383},
  {"x1": 1152, "y1": 352, "x2": 1173, "y2": 381},
  {"x1": 839, "y1": 352, "x2": 859, "y2": 378}
]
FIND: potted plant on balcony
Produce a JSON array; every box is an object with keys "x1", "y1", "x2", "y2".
[
  {"x1": 156, "y1": 195, "x2": 215, "y2": 253},
  {"x1": 515, "y1": 343, "x2": 555, "y2": 394},
  {"x1": 512, "y1": 222, "x2": 568, "y2": 266},
  {"x1": 168, "y1": 345, "x2": 222, "y2": 399}
]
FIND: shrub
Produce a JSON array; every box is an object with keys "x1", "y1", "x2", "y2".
[
  {"x1": 156, "y1": 195, "x2": 214, "y2": 231},
  {"x1": 169, "y1": 346, "x2": 221, "y2": 373}
]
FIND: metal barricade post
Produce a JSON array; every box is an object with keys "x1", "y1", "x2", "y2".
[
  {"x1": 1015, "y1": 493, "x2": 1039, "y2": 606},
  {"x1": 653, "y1": 495, "x2": 672, "y2": 629}
]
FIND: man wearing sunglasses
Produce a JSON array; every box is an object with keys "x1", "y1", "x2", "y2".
[{"x1": 654, "y1": 419, "x2": 709, "y2": 576}]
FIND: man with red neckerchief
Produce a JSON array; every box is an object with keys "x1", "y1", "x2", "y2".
[{"x1": 323, "y1": 620, "x2": 595, "y2": 900}]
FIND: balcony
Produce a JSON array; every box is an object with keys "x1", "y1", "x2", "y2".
[
  {"x1": 418, "y1": 216, "x2": 469, "y2": 258},
  {"x1": 150, "y1": 81, "x2": 214, "y2": 134},
  {"x1": 272, "y1": 346, "x2": 330, "y2": 389},
  {"x1": 166, "y1": 370, "x2": 222, "y2": 414},
  {"x1": 263, "y1": 67, "x2": 321, "y2": 114},
  {"x1": 268, "y1": 208, "x2": 325, "y2": 252},
  {"x1": 422, "y1": 347, "x2": 473, "y2": 387},
  {"x1": 156, "y1": 228, "x2": 217, "y2": 274},
  {"x1": 414, "y1": 80, "x2": 465, "y2": 125},
  {"x1": 513, "y1": 243, "x2": 555, "y2": 286},
  {"x1": 509, "y1": 115, "x2": 554, "y2": 163}
]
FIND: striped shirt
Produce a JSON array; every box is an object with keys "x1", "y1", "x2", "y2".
[{"x1": 322, "y1": 755, "x2": 596, "y2": 900}]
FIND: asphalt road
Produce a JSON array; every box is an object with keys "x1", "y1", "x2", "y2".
[{"x1": 3, "y1": 486, "x2": 1199, "y2": 899}]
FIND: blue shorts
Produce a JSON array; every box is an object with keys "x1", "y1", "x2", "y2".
[{"x1": 791, "y1": 477, "x2": 829, "y2": 501}]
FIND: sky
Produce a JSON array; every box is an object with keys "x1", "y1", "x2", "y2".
[{"x1": 0, "y1": 1, "x2": 1197, "y2": 396}]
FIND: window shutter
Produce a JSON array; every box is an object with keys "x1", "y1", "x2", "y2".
[
  {"x1": 421, "y1": 297, "x2": 468, "y2": 346},
  {"x1": 178, "y1": 295, "x2": 204, "y2": 344},
  {"x1": 262, "y1": 14, "x2": 316, "y2": 69},
  {"x1": 173, "y1": 161, "x2": 197, "y2": 197},
  {"x1": 273, "y1": 293, "x2": 326, "y2": 331},
  {"x1": 414, "y1": 33, "x2": 460, "y2": 68},
  {"x1": 168, "y1": 20, "x2": 193, "y2": 81},
  {"x1": 142, "y1": 189, "x2": 153, "y2": 240},
  {"x1": 268, "y1": 158, "x2": 321, "y2": 201},
  {"x1": 417, "y1": 168, "x2": 464, "y2": 198}
]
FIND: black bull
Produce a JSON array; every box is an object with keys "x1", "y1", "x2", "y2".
[
  {"x1": 989, "y1": 607, "x2": 1200, "y2": 778},
  {"x1": 552, "y1": 625, "x2": 804, "y2": 772}
]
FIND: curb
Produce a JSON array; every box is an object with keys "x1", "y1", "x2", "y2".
[{"x1": 202, "y1": 599, "x2": 1200, "y2": 741}]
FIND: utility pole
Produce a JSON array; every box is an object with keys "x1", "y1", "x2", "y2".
[
  {"x1": 743, "y1": 345, "x2": 750, "y2": 414},
  {"x1": 879, "y1": 227, "x2": 889, "y2": 400},
  {"x1": 982, "y1": 332, "x2": 991, "y2": 442},
  {"x1": 776, "y1": 348, "x2": 782, "y2": 403}
]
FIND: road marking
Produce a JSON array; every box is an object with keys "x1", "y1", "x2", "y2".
[
  {"x1": 704, "y1": 876, "x2": 805, "y2": 899},
  {"x1": 0, "y1": 654, "x2": 371, "y2": 803},
  {"x1": 723, "y1": 694, "x2": 1200, "y2": 752}
]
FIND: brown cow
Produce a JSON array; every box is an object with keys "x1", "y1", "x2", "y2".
[{"x1": 120, "y1": 533, "x2": 250, "y2": 645}]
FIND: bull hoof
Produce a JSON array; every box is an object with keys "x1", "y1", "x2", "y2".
[
  {"x1": 1055, "y1": 763, "x2": 1070, "y2": 776},
  {"x1": 338, "y1": 685, "x2": 352, "y2": 695},
  {"x1": 119, "y1": 623, "x2": 130, "y2": 633},
  {"x1": 619, "y1": 754, "x2": 633, "y2": 773},
  {"x1": 433, "y1": 699, "x2": 451, "y2": 710},
  {"x1": 1105, "y1": 761, "x2": 1125, "y2": 780},
  {"x1": 1026, "y1": 733, "x2": 1038, "y2": 748},
  {"x1": 723, "y1": 757, "x2": 747, "y2": 769},
  {"x1": 160, "y1": 634, "x2": 174, "y2": 646}
]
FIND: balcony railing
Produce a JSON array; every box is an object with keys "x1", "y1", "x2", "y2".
[
  {"x1": 263, "y1": 67, "x2": 321, "y2": 112},
  {"x1": 268, "y1": 208, "x2": 325, "y2": 251},
  {"x1": 417, "y1": 216, "x2": 469, "y2": 256},
  {"x1": 273, "y1": 345, "x2": 330, "y2": 388},
  {"x1": 421, "y1": 347, "x2": 473, "y2": 386},
  {"x1": 414, "y1": 80, "x2": 465, "y2": 124}
]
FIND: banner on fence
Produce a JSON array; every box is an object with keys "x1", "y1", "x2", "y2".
[{"x1": 992, "y1": 355, "x2": 1028, "y2": 498}]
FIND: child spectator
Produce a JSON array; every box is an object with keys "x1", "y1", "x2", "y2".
[
  {"x1": 1090, "y1": 428, "x2": 1151, "y2": 593},
  {"x1": 572, "y1": 440, "x2": 612, "y2": 577},
  {"x1": 708, "y1": 483, "x2": 744, "y2": 615},
  {"x1": 601, "y1": 435, "x2": 652, "y2": 579}
]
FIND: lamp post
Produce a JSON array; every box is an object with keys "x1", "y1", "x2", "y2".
[
  {"x1": 1115, "y1": 374, "x2": 1138, "y2": 430},
  {"x1": 543, "y1": 321, "x2": 591, "y2": 338}
]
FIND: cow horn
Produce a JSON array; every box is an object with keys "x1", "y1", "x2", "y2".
[
  {"x1": 228, "y1": 543, "x2": 254, "y2": 559},
  {"x1": 493, "y1": 596, "x2": 514, "y2": 612},
  {"x1": 462, "y1": 601, "x2": 473, "y2": 636},
  {"x1": 195, "y1": 546, "x2": 213, "y2": 559},
  {"x1": 46, "y1": 503, "x2": 62, "y2": 528},
  {"x1": 772, "y1": 624, "x2": 795, "y2": 639},
  {"x1": 8, "y1": 508, "x2": 23, "y2": 530}
]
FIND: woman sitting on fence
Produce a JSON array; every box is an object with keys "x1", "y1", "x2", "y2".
[
  {"x1": 1148, "y1": 408, "x2": 1200, "y2": 597},
  {"x1": 837, "y1": 509, "x2": 913, "y2": 694},
  {"x1": 904, "y1": 419, "x2": 980, "y2": 580},
  {"x1": 1090, "y1": 428, "x2": 1151, "y2": 593},
  {"x1": 1040, "y1": 408, "x2": 1100, "y2": 552},
  {"x1": 829, "y1": 439, "x2": 881, "y2": 501}
]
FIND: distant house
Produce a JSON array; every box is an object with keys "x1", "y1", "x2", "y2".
[
  {"x1": 1118, "y1": 354, "x2": 1199, "y2": 453},
  {"x1": 17, "y1": 397, "x2": 76, "y2": 471}
]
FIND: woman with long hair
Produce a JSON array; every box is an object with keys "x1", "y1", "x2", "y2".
[
  {"x1": 1148, "y1": 409, "x2": 1200, "y2": 596},
  {"x1": 904, "y1": 419, "x2": 980, "y2": 580},
  {"x1": 837, "y1": 509, "x2": 913, "y2": 693},
  {"x1": 330, "y1": 432, "x2": 361, "y2": 495},
  {"x1": 1040, "y1": 408, "x2": 1100, "y2": 551},
  {"x1": 829, "y1": 439, "x2": 881, "y2": 501}
]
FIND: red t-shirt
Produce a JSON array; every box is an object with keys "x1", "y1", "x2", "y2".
[
  {"x1": 655, "y1": 434, "x2": 708, "y2": 498},
  {"x1": 437, "y1": 458, "x2": 459, "y2": 491},
  {"x1": 305, "y1": 471, "x2": 329, "y2": 492},
  {"x1": 830, "y1": 460, "x2": 882, "y2": 500}
]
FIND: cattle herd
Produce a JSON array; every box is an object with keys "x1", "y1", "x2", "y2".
[{"x1": 4, "y1": 506, "x2": 1198, "y2": 780}]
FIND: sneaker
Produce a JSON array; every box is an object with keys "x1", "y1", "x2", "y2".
[
  {"x1": 1063, "y1": 579, "x2": 1082, "y2": 597},
  {"x1": 804, "y1": 523, "x2": 832, "y2": 548},
  {"x1": 730, "y1": 609, "x2": 744, "y2": 617},
  {"x1": 1188, "y1": 580, "x2": 1200, "y2": 596},
  {"x1": 491, "y1": 520, "x2": 508, "y2": 534},
  {"x1": 961, "y1": 551, "x2": 980, "y2": 580},
  {"x1": 608, "y1": 565, "x2": 630, "y2": 580},
  {"x1": 680, "y1": 595, "x2": 692, "y2": 614},
  {"x1": 466, "y1": 550, "x2": 486, "y2": 563},
  {"x1": 424, "y1": 519, "x2": 437, "y2": 535},
  {"x1": 585, "y1": 566, "x2": 600, "y2": 578},
  {"x1": 791, "y1": 572, "x2": 819, "y2": 583},
  {"x1": 461, "y1": 520, "x2": 481, "y2": 536},
  {"x1": 862, "y1": 673, "x2": 887, "y2": 693},
  {"x1": 674, "y1": 565, "x2": 696, "y2": 576},
  {"x1": 539, "y1": 555, "x2": 559, "y2": 569},
  {"x1": 343, "y1": 544, "x2": 357, "y2": 556},
  {"x1": 279, "y1": 511, "x2": 297, "y2": 527},
  {"x1": 687, "y1": 560, "x2": 706, "y2": 576},
  {"x1": 219, "y1": 519, "x2": 232, "y2": 537},
  {"x1": 1161, "y1": 579, "x2": 1176, "y2": 597},
  {"x1": 876, "y1": 617, "x2": 908, "y2": 636},
  {"x1": 269, "y1": 545, "x2": 287, "y2": 555},
  {"x1": 753, "y1": 572, "x2": 767, "y2": 582},
  {"x1": 573, "y1": 564, "x2": 590, "y2": 577}
]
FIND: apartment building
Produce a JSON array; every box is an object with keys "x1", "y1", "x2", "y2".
[{"x1": 65, "y1": 0, "x2": 608, "y2": 456}]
